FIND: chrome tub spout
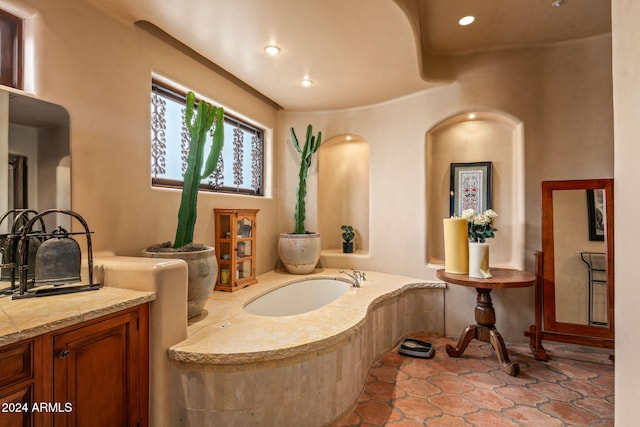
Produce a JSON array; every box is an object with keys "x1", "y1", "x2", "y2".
[{"x1": 338, "y1": 269, "x2": 366, "y2": 287}]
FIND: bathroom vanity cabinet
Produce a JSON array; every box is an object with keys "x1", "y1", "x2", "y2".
[
  {"x1": 0, "y1": 303, "x2": 149, "y2": 427},
  {"x1": 214, "y1": 209, "x2": 259, "y2": 292},
  {"x1": 0, "y1": 338, "x2": 41, "y2": 427}
]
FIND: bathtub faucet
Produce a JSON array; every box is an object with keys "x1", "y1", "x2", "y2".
[{"x1": 339, "y1": 269, "x2": 366, "y2": 287}]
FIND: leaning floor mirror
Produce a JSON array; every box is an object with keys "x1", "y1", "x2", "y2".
[{"x1": 527, "y1": 179, "x2": 614, "y2": 361}]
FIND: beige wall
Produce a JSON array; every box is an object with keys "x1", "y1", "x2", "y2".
[
  {"x1": 612, "y1": 0, "x2": 640, "y2": 424},
  {"x1": 278, "y1": 34, "x2": 613, "y2": 342},
  {"x1": 318, "y1": 135, "x2": 370, "y2": 252},
  {"x1": 1, "y1": 0, "x2": 622, "y2": 395},
  {"x1": 4, "y1": 0, "x2": 280, "y2": 274},
  {"x1": 0, "y1": 0, "x2": 633, "y2": 420},
  {"x1": 426, "y1": 114, "x2": 524, "y2": 270}
]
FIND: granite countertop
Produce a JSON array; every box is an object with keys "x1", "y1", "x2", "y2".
[
  {"x1": 0, "y1": 286, "x2": 156, "y2": 347},
  {"x1": 169, "y1": 268, "x2": 445, "y2": 365}
]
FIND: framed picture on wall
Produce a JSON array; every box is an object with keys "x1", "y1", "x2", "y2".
[
  {"x1": 449, "y1": 162, "x2": 493, "y2": 217},
  {"x1": 586, "y1": 189, "x2": 605, "y2": 241}
]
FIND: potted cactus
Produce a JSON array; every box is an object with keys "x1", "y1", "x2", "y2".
[
  {"x1": 145, "y1": 91, "x2": 224, "y2": 319},
  {"x1": 341, "y1": 225, "x2": 355, "y2": 253},
  {"x1": 278, "y1": 124, "x2": 323, "y2": 274}
]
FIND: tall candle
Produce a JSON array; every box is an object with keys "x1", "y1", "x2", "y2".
[{"x1": 443, "y1": 218, "x2": 469, "y2": 274}]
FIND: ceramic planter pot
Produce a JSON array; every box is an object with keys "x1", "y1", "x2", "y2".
[
  {"x1": 143, "y1": 245, "x2": 217, "y2": 319},
  {"x1": 468, "y1": 242, "x2": 492, "y2": 279},
  {"x1": 278, "y1": 232, "x2": 321, "y2": 274}
]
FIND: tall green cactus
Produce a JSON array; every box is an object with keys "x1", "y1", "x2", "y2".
[
  {"x1": 290, "y1": 125, "x2": 322, "y2": 234},
  {"x1": 173, "y1": 92, "x2": 224, "y2": 249}
]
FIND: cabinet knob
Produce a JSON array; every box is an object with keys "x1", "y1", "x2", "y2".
[{"x1": 58, "y1": 349, "x2": 70, "y2": 359}]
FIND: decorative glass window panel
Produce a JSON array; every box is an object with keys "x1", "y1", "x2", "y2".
[{"x1": 151, "y1": 81, "x2": 264, "y2": 196}]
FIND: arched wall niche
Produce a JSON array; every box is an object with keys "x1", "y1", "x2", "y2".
[
  {"x1": 426, "y1": 111, "x2": 525, "y2": 270},
  {"x1": 318, "y1": 134, "x2": 370, "y2": 254}
]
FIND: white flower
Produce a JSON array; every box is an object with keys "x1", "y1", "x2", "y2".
[
  {"x1": 461, "y1": 209, "x2": 475, "y2": 219},
  {"x1": 460, "y1": 208, "x2": 499, "y2": 243},
  {"x1": 484, "y1": 209, "x2": 498, "y2": 219},
  {"x1": 474, "y1": 213, "x2": 490, "y2": 225}
]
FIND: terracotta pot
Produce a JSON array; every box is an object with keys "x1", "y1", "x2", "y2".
[
  {"x1": 278, "y1": 233, "x2": 321, "y2": 274},
  {"x1": 143, "y1": 245, "x2": 217, "y2": 319}
]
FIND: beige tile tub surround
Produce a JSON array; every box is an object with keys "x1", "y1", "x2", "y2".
[{"x1": 169, "y1": 269, "x2": 446, "y2": 426}]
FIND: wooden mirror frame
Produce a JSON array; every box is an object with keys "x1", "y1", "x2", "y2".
[{"x1": 527, "y1": 179, "x2": 614, "y2": 361}]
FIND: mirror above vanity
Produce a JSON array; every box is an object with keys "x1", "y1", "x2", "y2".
[
  {"x1": 0, "y1": 89, "x2": 71, "y2": 294},
  {"x1": 528, "y1": 179, "x2": 614, "y2": 360},
  {"x1": 1, "y1": 89, "x2": 70, "y2": 229}
]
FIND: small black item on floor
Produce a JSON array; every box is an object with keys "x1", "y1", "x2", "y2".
[{"x1": 399, "y1": 338, "x2": 435, "y2": 359}]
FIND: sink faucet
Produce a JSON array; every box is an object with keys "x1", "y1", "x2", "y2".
[{"x1": 339, "y1": 269, "x2": 366, "y2": 287}]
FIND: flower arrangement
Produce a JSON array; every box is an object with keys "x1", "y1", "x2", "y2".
[{"x1": 461, "y1": 209, "x2": 498, "y2": 243}]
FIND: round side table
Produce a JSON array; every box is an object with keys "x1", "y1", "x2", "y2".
[{"x1": 437, "y1": 268, "x2": 536, "y2": 376}]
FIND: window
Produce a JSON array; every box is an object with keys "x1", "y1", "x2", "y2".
[
  {"x1": 151, "y1": 81, "x2": 264, "y2": 196},
  {"x1": 0, "y1": 9, "x2": 22, "y2": 89}
]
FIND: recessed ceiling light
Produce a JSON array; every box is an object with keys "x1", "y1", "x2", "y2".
[
  {"x1": 552, "y1": 0, "x2": 565, "y2": 7},
  {"x1": 264, "y1": 45, "x2": 281, "y2": 55},
  {"x1": 468, "y1": 113, "x2": 476, "y2": 120},
  {"x1": 300, "y1": 78, "x2": 313, "y2": 87},
  {"x1": 458, "y1": 16, "x2": 475, "y2": 26}
]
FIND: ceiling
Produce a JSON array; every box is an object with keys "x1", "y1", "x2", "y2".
[{"x1": 84, "y1": 0, "x2": 611, "y2": 111}]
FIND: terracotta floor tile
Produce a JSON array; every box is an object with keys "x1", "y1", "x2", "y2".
[
  {"x1": 393, "y1": 395, "x2": 442, "y2": 420},
  {"x1": 370, "y1": 365, "x2": 410, "y2": 383},
  {"x1": 574, "y1": 396, "x2": 615, "y2": 421},
  {"x1": 527, "y1": 382, "x2": 582, "y2": 401},
  {"x1": 502, "y1": 405, "x2": 565, "y2": 426},
  {"x1": 560, "y1": 378, "x2": 613, "y2": 399},
  {"x1": 576, "y1": 360, "x2": 615, "y2": 374},
  {"x1": 398, "y1": 360, "x2": 440, "y2": 379},
  {"x1": 427, "y1": 393, "x2": 479, "y2": 416},
  {"x1": 422, "y1": 414, "x2": 472, "y2": 426},
  {"x1": 457, "y1": 357, "x2": 501, "y2": 373},
  {"x1": 364, "y1": 380, "x2": 407, "y2": 401},
  {"x1": 383, "y1": 419, "x2": 425, "y2": 427},
  {"x1": 395, "y1": 377, "x2": 440, "y2": 397},
  {"x1": 551, "y1": 361, "x2": 600, "y2": 380},
  {"x1": 427, "y1": 359, "x2": 471, "y2": 375},
  {"x1": 461, "y1": 388, "x2": 516, "y2": 411},
  {"x1": 464, "y1": 410, "x2": 522, "y2": 426},
  {"x1": 354, "y1": 400, "x2": 402, "y2": 425},
  {"x1": 523, "y1": 364, "x2": 569, "y2": 382},
  {"x1": 337, "y1": 411, "x2": 362, "y2": 427},
  {"x1": 489, "y1": 370, "x2": 537, "y2": 386},
  {"x1": 539, "y1": 400, "x2": 602, "y2": 425},
  {"x1": 495, "y1": 384, "x2": 549, "y2": 406},
  {"x1": 428, "y1": 375, "x2": 475, "y2": 394},
  {"x1": 339, "y1": 337, "x2": 614, "y2": 427},
  {"x1": 379, "y1": 351, "x2": 407, "y2": 367},
  {"x1": 460, "y1": 371, "x2": 507, "y2": 389}
]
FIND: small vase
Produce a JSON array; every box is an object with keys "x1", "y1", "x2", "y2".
[
  {"x1": 342, "y1": 241, "x2": 354, "y2": 253},
  {"x1": 469, "y1": 242, "x2": 492, "y2": 279}
]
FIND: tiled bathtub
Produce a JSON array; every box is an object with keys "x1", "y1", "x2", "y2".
[{"x1": 168, "y1": 269, "x2": 446, "y2": 426}]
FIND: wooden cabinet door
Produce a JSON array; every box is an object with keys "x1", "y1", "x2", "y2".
[
  {"x1": 51, "y1": 311, "x2": 140, "y2": 427},
  {"x1": 0, "y1": 385, "x2": 33, "y2": 427},
  {"x1": 0, "y1": 339, "x2": 39, "y2": 427}
]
